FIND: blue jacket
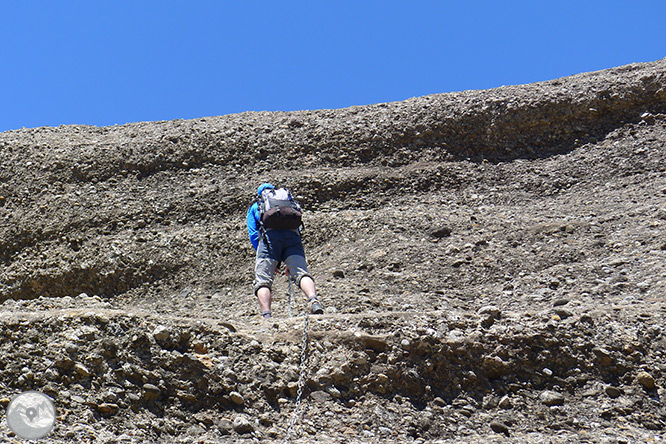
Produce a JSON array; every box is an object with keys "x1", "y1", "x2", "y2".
[
  {"x1": 246, "y1": 201, "x2": 262, "y2": 250},
  {"x1": 247, "y1": 183, "x2": 275, "y2": 250}
]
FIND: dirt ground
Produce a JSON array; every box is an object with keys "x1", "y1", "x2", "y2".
[{"x1": 1, "y1": 58, "x2": 665, "y2": 443}]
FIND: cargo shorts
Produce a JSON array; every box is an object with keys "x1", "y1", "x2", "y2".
[{"x1": 253, "y1": 229, "x2": 312, "y2": 295}]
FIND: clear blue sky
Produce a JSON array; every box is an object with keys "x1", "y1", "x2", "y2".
[{"x1": 1, "y1": 1, "x2": 665, "y2": 133}]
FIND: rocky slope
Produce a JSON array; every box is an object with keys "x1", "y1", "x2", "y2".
[{"x1": 0, "y1": 57, "x2": 665, "y2": 443}]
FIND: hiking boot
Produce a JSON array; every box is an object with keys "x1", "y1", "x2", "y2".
[{"x1": 309, "y1": 298, "x2": 324, "y2": 315}]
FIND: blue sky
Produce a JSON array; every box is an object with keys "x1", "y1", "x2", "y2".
[{"x1": 1, "y1": 1, "x2": 665, "y2": 133}]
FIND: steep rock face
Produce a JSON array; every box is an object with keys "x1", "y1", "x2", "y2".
[
  {"x1": 0, "y1": 58, "x2": 665, "y2": 443},
  {"x1": 1, "y1": 58, "x2": 664, "y2": 304}
]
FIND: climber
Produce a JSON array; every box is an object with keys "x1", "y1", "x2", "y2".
[{"x1": 246, "y1": 183, "x2": 324, "y2": 319}]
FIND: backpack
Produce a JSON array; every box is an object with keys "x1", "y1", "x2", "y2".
[{"x1": 258, "y1": 187, "x2": 303, "y2": 230}]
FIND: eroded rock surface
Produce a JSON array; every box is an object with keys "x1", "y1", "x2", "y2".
[{"x1": 1, "y1": 58, "x2": 665, "y2": 442}]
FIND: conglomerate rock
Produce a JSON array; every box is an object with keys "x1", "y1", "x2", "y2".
[{"x1": 0, "y1": 58, "x2": 665, "y2": 442}]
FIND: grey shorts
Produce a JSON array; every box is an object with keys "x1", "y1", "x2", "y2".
[{"x1": 254, "y1": 254, "x2": 312, "y2": 295}]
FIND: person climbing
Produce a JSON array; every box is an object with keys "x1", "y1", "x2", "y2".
[{"x1": 246, "y1": 183, "x2": 324, "y2": 319}]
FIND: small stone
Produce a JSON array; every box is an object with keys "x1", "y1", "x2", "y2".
[
  {"x1": 44, "y1": 368, "x2": 59, "y2": 381},
  {"x1": 433, "y1": 397, "x2": 447, "y2": 407},
  {"x1": 71, "y1": 395, "x2": 86, "y2": 404},
  {"x1": 482, "y1": 356, "x2": 510, "y2": 379},
  {"x1": 636, "y1": 371, "x2": 656, "y2": 389},
  {"x1": 378, "y1": 426, "x2": 393, "y2": 435},
  {"x1": 152, "y1": 325, "x2": 171, "y2": 342},
  {"x1": 553, "y1": 298, "x2": 570, "y2": 307},
  {"x1": 490, "y1": 421, "x2": 510, "y2": 436},
  {"x1": 332, "y1": 269, "x2": 345, "y2": 278},
  {"x1": 101, "y1": 339, "x2": 118, "y2": 358},
  {"x1": 285, "y1": 381, "x2": 299, "y2": 398},
  {"x1": 217, "y1": 419, "x2": 233, "y2": 435},
  {"x1": 177, "y1": 391, "x2": 198, "y2": 403},
  {"x1": 554, "y1": 308, "x2": 573, "y2": 319},
  {"x1": 0, "y1": 398, "x2": 10, "y2": 407},
  {"x1": 498, "y1": 395, "x2": 512, "y2": 409},
  {"x1": 430, "y1": 226, "x2": 452, "y2": 238},
  {"x1": 97, "y1": 403, "x2": 119, "y2": 415},
  {"x1": 74, "y1": 363, "x2": 90, "y2": 378},
  {"x1": 310, "y1": 391, "x2": 332, "y2": 403},
  {"x1": 233, "y1": 415, "x2": 254, "y2": 434},
  {"x1": 605, "y1": 386, "x2": 622, "y2": 398},
  {"x1": 326, "y1": 386, "x2": 341, "y2": 398},
  {"x1": 229, "y1": 391, "x2": 244, "y2": 406},
  {"x1": 478, "y1": 306, "x2": 501, "y2": 319},
  {"x1": 142, "y1": 384, "x2": 161, "y2": 402},
  {"x1": 592, "y1": 347, "x2": 613, "y2": 365},
  {"x1": 65, "y1": 342, "x2": 79, "y2": 355},
  {"x1": 539, "y1": 390, "x2": 565, "y2": 406}
]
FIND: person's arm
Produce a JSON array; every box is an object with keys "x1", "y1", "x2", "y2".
[{"x1": 246, "y1": 203, "x2": 260, "y2": 250}]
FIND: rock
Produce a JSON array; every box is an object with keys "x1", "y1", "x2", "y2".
[
  {"x1": 553, "y1": 298, "x2": 570, "y2": 306},
  {"x1": 310, "y1": 390, "x2": 332, "y2": 403},
  {"x1": 229, "y1": 391, "x2": 244, "y2": 406},
  {"x1": 233, "y1": 415, "x2": 254, "y2": 434},
  {"x1": 74, "y1": 363, "x2": 91, "y2": 378},
  {"x1": 97, "y1": 403, "x2": 119, "y2": 415},
  {"x1": 539, "y1": 390, "x2": 565, "y2": 406},
  {"x1": 478, "y1": 306, "x2": 501, "y2": 319},
  {"x1": 605, "y1": 386, "x2": 622, "y2": 398},
  {"x1": 217, "y1": 419, "x2": 233, "y2": 435},
  {"x1": 177, "y1": 391, "x2": 198, "y2": 403},
  {"x1": 65, "y1": 342, "x2": 79, "y2": 355},
  {"x1": 554, "y1": 308, "x2": 573, "y2": 319},
  {"x1": 287, "y1": 381, "x2": 299, "y2": 397},
  {"x1": 592, "y1": 347, "x2": 613, "y2": 365},
  {"x1": 332, "y1": 269, "x2": 345, "y2": 278},
  {"x1": 490, "y1": 421, "x2": 510, "y2": 436},
  {"x1": 430, "y1": 226, "x2": 452, "y2": 238},
  {"x1": 356, "y1": 332, "x2": 390, "y2": 352},
  {"x1": 71, "y1": 395, "x2": 86, "y2": 404},
  {"x1": 636, "y1": 371, "x2": 656, "y2": 389},
  {"x1": 44, "y1": 368, "x2": 59, "y2": 381},
  {"x1": 101, "y1": 338, "x2": 118, "y2": 358},
  {"x1": 498, "y1": 395, "x2": 512, "y2": 409},
  {"x1": 482, "y1": 356, "x2": 510, "y2": 379},
  {"x1": 152, "y1": 325, "x2": 171, "y2": 342},
  {"x1": 142, "y1": 383, "x2": 161, "y2": 402}
]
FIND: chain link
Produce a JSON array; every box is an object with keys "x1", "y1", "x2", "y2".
[
  {"x1": 286, "y1": 274, "x2": 294, "y2": 318},
  {"x1": 281, "y1": 310, "x2": 309, "y2": 443}
]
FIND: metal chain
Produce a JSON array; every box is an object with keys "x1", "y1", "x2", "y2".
[
  {"x1": 281, "y1": 310, "x2": 310, "y2": 443},
  {"x1": 286, "y1": 274, "x2": 294, "y2": 318}
]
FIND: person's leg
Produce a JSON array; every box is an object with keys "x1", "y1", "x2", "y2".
[
  {"x1": 285, "y1": 254, "x2": 323, "y2": 314},
  {"x1": 254, "y1": 242, "x2": 279, "y2": 318},
  {"x1": 256, "y1": 286, "x2": 272, "y2": 317},
  {"x1": 298, "y1": 275, "x2": 317, "y2": 299}
]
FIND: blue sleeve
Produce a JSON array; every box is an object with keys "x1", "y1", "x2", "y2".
[{"x1": 246, "y1": 202, "x2": 260, "y2": 250}]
